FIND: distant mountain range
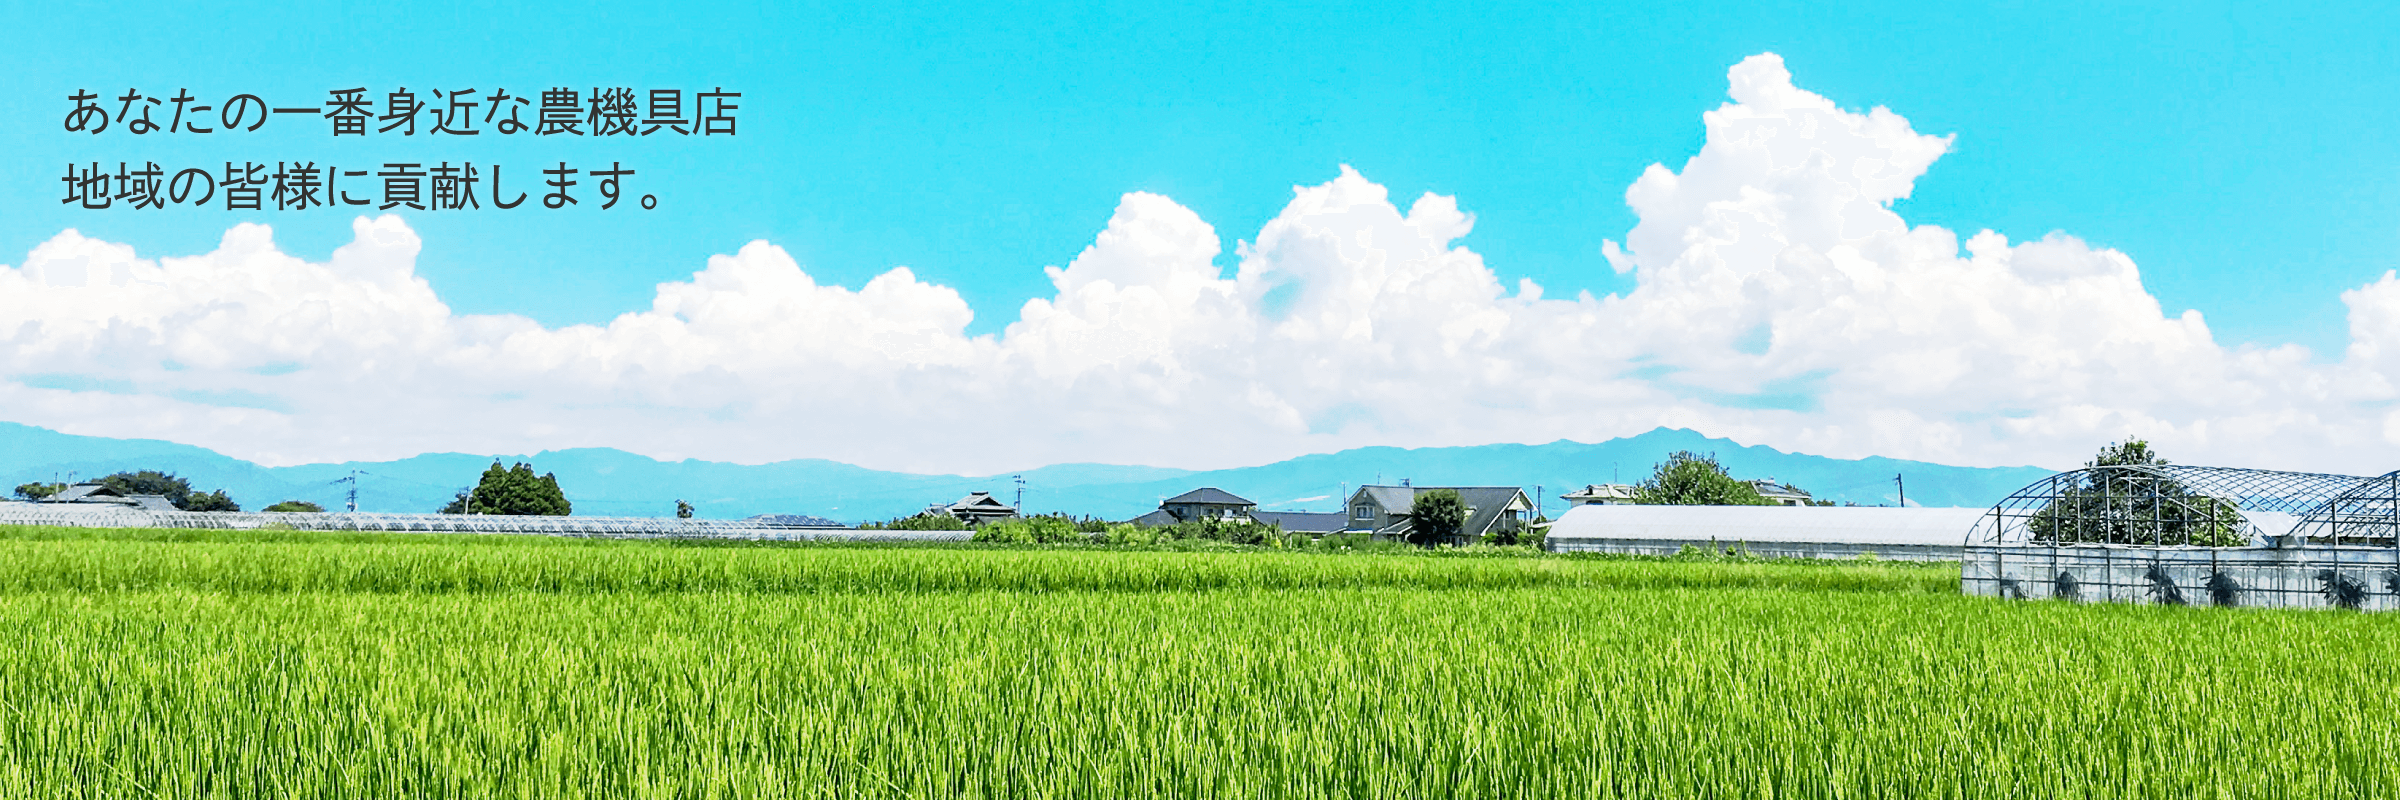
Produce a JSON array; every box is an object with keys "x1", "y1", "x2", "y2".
[{"x1": 0, "y1": 423, "x2": 2057, "y2": 524}]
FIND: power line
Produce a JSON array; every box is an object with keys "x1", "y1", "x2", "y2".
[{"x1": 327, "y1": 470, "x2": 361, "y2": 513}]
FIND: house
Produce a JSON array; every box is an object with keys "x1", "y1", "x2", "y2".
[
  {"x1": 1746, "y1": 479, "x2": 1816, "y2": 506},
  {"x1": 926, "y1": 491, "x2": 1018, "y2": 525},
  {"x1": 40, "y1": 482, "x2": 177, "y2": 512},
  {"x1": 1130, "y1": 488, "x2": 1347, "y2": 534},
  {"x1": 1137, "y1": 487, "x2": 1256, "y2": 524},
  {"x1": 1561, "y1": 484, "x2": 1641, "y2": 506},
  {"x1": 1344, "y1": 484, "x2": 1534, "y2": 547}
]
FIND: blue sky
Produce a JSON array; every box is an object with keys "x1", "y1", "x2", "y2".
[
  {"x1": 5, "y1": 1, "x2": 2400, "y2": 475},
  {"x1": 8, "y1": 1, "x2": 2395, "y2": 350}
]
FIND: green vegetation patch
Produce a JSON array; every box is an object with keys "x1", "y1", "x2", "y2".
[{"x1": 0, "y1": 525, "x2": 2390, "y2": 799}]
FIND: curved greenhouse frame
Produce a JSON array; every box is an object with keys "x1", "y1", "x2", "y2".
[
  {"x1": 2290, "y1": 472, "x2": 2400, "y2": 546},
  {"x1": 1966, "y1": 465, "x2": 2400, "y2": 610},
  {"x1": 1969, "y1": 465, "x2": 2384, "y2": 548}
]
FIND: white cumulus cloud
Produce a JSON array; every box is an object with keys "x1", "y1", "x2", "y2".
[{"x1": 5, "y1": 52, "x2": 2398, "y2": 476}]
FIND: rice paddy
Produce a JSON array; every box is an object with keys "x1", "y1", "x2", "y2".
[{"x1": 0, "y1": 525, "x2": 2392, "y2": 798}]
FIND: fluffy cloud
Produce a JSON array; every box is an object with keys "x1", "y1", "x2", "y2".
[{"x1": 6, "y1": 53, "x2": 2398, "y2": 475}]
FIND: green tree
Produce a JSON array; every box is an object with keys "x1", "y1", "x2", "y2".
[
  {"x1": 438, "y1": 462, "x2": 572, "y2": 515},
  {"x1": 1142, "y1": 517, "x2": 1281, "y2": 545},
  {"x1": 13, "y1": 482, "x2": 66, "y2": 501},
  {"x1": 99, "y1": 470, "x2": 191, "y2": 505},
  {"x1": 1407, "y1": 489, "x2": 1467, "y2": 546},
  {"x1": 263, "y1": 500, "x2": 325, "y2": 513},
  {"x1": 182, "y1": 490, "x2": 240, "y2": 512},
  {"x1": 1635, "y1": 452, "x2": 1770, "y2": 506},
  {"x1": 2029, "y1": 438, "x2": 2244, "y2": 546},
  {"x1": 676, "y1": 500, "x2": 695, "y2": 519},
  {"x1": 860, "y1": 513, "x2": 972, "y2": 531},
  {"x1": 1487, "y1": 513, "x2": 1549, "y2": 548},
  {"x1": 95, "y1": 470, "x2": 241, "y2": 511},
  {"x1": 972, "y1": 515, "x2": 1085, "y2": 544}
]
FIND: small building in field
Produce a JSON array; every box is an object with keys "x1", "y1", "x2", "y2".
[
  {"x1": 1344, "y1": 484, "x2": 1533, "y2": 547},
  {"x1": 926, "y1": 491, "x2": 1018, "y2": 525}
]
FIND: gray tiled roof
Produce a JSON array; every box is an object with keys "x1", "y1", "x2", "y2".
[
  {"x1": 45, "y1": 483, "x2": 122, "y2": 503},
  {"x1": 951, "y1": 491, "x2": 1014, "y2": 509},
  {"x1": 1359, "y1": 485, "x2": 1418, "y2": 514},
  {"x1": 1351, "y1": 485, "x2": 1530, "y2": 539},
  {"x1": 1450, "y1": 487, "x2": 1531, "y2": 538},
  {"x1": 1162, "y1": 487, "x2": 1255, "y2": 506}
]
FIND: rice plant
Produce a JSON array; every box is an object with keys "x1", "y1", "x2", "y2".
[{"x1": 0, "y1": 525, "x2": 2391, "y2": 799}]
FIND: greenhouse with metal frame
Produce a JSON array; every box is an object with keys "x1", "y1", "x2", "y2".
[{"x1": 1964, "y1": 464, "x2": 2400, "y2": 610}]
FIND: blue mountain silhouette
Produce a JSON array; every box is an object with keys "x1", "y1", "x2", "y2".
[{"x1": 0, "y1": 422, "x2": 2054, "y2": 524}]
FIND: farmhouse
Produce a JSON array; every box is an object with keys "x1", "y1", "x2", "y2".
[
  {"x1": 1134, "y1": 487, "x2": 1253, "y2": 524},
  {"x1": 1130, "y1": 488, "x2": 1347, "y2": 534},
  {"x1": 925, "y1": 491, "x2": 1018, "y2": 525},
  {"x1": 1344, "y1": 484, "x2": 1533, "y2": 546},
  {"x1": 41, "y1": 482, "x2": 177, "y2": 511}
]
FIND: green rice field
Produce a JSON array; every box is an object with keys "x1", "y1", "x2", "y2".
[{"x1": 0, "y1": 526, "x2": 2392, "y2": 798}]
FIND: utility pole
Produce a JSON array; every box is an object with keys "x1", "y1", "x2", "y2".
[
  {"x1": 1014, "y1": 474, "x2": 1026, "y2": 511},
  {"x1": 1895, "y1": 473, "x2": 1906, "y2": 508},
  {"x1": 331, "y1": 471, "x2": 361, "y2": 512}
]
